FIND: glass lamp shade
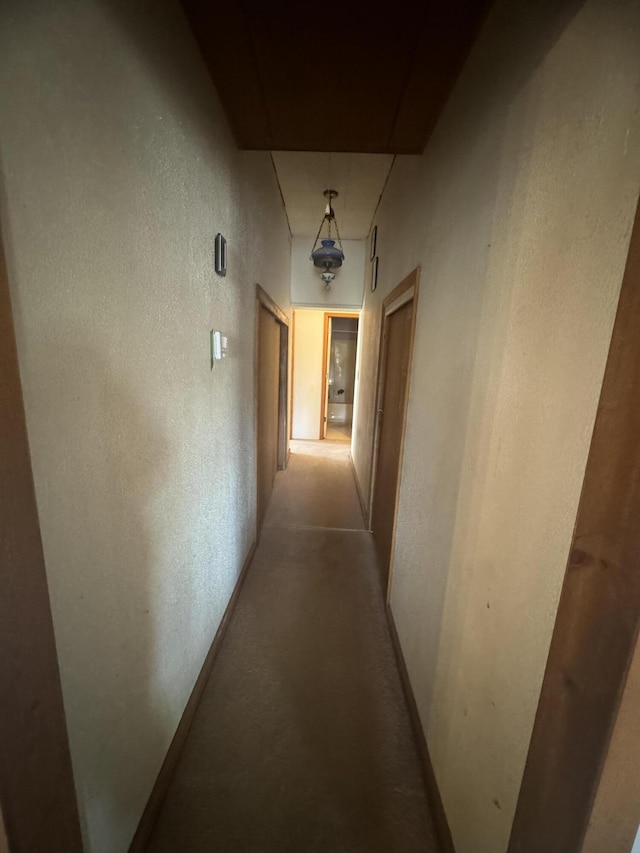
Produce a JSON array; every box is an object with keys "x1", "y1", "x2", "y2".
[{"x1": 311, "y1": 239, "x2": 344, "y2": 270}]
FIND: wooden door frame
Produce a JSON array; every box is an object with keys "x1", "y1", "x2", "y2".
[
  {"x1": 255, "y1": 285, "x2": 289, "y2": 531},
  {"x1": 368, "y1": 268, "x2": 420, "y2": 602},
  {"x1": 289, "y1": 310, "x2": 296, "y2": 440},
  {"x1": 508, "y1": 198, "x2": 640, "y2": 852},
  {"x1": 319, "y1": 311, "x2": 360, "y2": 440},
  {"x1": 0, "y1": 220, "x2": 83, "y2": 849}
]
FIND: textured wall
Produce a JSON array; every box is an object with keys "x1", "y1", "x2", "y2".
[
  {"x1": 291, "y1": 309, "x2": 325, "y2": 440},
  {"x1": 291, "y1": 238, "x2": 365, "y2": 308},
  {"x1": 0, "y1": 2, "x2": 290, "y2": 852},
  {"x1": 351, "y1": 257, "x2": 383, "y2": 501},
  {"x1": 352, "y1": 0, "x2": 640, "y2": 851}
]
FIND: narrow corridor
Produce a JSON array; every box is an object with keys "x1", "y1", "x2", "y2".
[{"x1": 146, "y1": 441, "x2": 439, "y2": 852}]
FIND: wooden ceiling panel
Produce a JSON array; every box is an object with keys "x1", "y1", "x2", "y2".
[
  {"x1": 245, "y1": 1, "x2": 424, "y2": 153},
  {"x1": 182, "y1": 0, "x2": 273, "y2": 148},
  {"x1": 181, "y1": 0, "x2": 490, "y2": 154}
]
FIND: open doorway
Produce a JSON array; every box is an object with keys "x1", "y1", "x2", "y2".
[{"x1": 321, "y1": 314, "x2": 359, "y2": 442}]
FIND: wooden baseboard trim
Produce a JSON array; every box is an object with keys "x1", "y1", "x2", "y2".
[
  {"x1": 128, "y1": 540, "x2": 257, "y2": 852},
  {"x1": 385, "y1": 605, "x2": 456, "y2": 853},
  {"x1": 349, "y1": 453, "x2": 370, "y2": 529}
]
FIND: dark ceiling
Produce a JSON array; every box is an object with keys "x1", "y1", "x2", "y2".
[{"x1": 180, "y1": 0, "x2": 490, "y2": 154}]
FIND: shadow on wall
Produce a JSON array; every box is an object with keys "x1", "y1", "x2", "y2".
[
  {"x1": 453, "y1": 0, "x2": 587, "y2": 132},
  {"x1": 0, "y1": 168, "x2": 176, "y2": 849},
  {"x1": 0, "y1": 29, "x2": 149, "y2": 850},
  {"x1": 32, "y1": 341, "x2": 174, "y2": 851},
  {"x1": 100, "y1": 0, "x2": 240, "y2": 171},
  {"x1": 0, "y1": 3, "x2": 260, "y2": 846}
]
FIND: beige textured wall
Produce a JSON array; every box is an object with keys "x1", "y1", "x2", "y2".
[
  {"x1": 0, "y1": 2, "x2": 290, "y2": 852},
  {"x1": 291, "y1": 309, "x2": 325, "y2": 440},
  {"x1": 352, "y1": 0, "x2": 640, "y2": 851},
  {"x1": 582, "y1": 637, "x2": 640, "y2": 853}
]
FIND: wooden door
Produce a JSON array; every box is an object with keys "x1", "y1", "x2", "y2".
[
  {"x1": 371, "y1": 298, "x2": 414, "y2": 585},
  {"x1": 257, "y1": 305, "x2": 281, "y2": 529}
]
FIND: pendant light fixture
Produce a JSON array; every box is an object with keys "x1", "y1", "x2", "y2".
[{"x1": 310, "y1": 189, "x2": 345, "y2": 291}]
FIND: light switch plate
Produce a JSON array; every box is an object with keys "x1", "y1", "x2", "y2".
[
  {"x1": 211, "y1": 330, "x2": 226, "y2": 368},
  {"x1": 213, "y1": 330, "x2": 222, "y2": 361}
]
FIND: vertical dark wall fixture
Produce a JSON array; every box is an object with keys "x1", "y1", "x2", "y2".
[
  {"x1": 0, "y1": 228, "x2": 83, "y2": 850},
  {"x1": 215, "y1": 233, "x2": 227, "y2": 277}
]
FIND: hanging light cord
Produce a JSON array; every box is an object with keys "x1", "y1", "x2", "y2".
[
  {"x1": 310, "y1": 197, "x2": 344, "y2": 256},
  {"x1": 310, "y1": 214, "x2": 326, "y2": 258},
  {"x1": 332, "y1": 209, "x2": 343, "y2": 253}
]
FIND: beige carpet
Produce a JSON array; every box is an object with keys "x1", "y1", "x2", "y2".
[
  {"x1": 325, "y1": 423, "x2": 352, "y2": 441},
  {"x1": 145, "y1": 441, "x2": 440, "y2": 853},
  {"x1": 263, "y1": 441, "x2": 366, "y2": 531}
]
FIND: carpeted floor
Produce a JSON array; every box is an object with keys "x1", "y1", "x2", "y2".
[
  {"x1": 263, "y1": 440, "x2": 366, "y2": 531},
  {"x1": 145, "y1": 441, "x2": 440, "y2": 853},
  {"x1": 325, "y1": 423, "x2": 352, "y2": 441}
]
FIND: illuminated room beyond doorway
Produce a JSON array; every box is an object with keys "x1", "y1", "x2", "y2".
[{"x1": 322, "y1": 315, "x2": 359, "y2": 442}]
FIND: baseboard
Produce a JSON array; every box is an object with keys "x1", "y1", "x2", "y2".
[
  {"x1": 385, "y1": 605, "x2": 456, "y2": 853},
  {"x1": 128, "y1": 540, "x2": 257, "y2": 852},
  {"x1": 349, "y1": 453, "x2": 370, "y2": 529}
]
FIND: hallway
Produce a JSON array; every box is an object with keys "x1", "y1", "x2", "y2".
[
  {"x1": 145, "y1": 441, "x2": 439, "y2": 852},
  {"x1": 3, "y1": 2, "x2": 640, "y2": 850}
]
